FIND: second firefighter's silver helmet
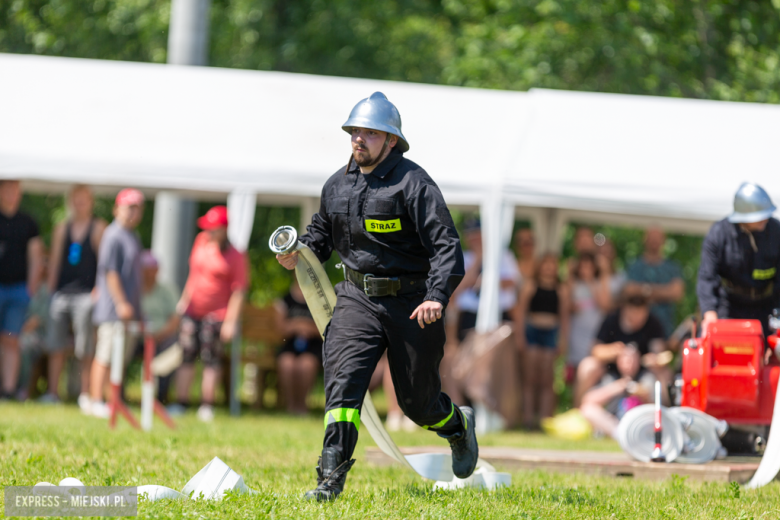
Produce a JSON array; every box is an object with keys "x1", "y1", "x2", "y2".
[
  {"x1": 728, "y1": 182, "x2": 777, "y2": 223},
  {"x1": 342, "y1": 92, "x2": 409, "y2": 152}
]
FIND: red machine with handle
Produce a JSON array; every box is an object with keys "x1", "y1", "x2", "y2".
[{"x1": 681, "y1": 319, "x2": 780, "y2": 425}]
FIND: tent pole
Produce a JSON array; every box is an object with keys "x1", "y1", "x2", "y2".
[
  {"x1": 152, "y1": 0, "x2": 211, "y2": 289},
  {"x1": 168, "y1": 0, "x2": 211, "y2": 66},
  {"x1": 151, "y1": 192, "x2": 196, "y2": 291},
  {"x1": 531, "y1": 208, "x2": 566, "y2": 255},
  {"x1": 149, "y1": 0, "x2": 210, "y2": 404}
]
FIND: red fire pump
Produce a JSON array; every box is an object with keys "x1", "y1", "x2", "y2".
[{"x1": 681, "y1": 319, "x2": 780, "y2": 426}]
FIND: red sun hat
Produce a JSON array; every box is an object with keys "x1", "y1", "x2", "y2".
[
  {"x1": 197, "y1": 205, "x2": 229, "y2": 230},
  {"x1": 115, "y1": 188, "x2": 145, "y2": 206}
]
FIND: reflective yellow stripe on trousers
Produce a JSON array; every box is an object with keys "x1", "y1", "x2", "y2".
[
  {"x1": 423, "y1": 403, "x2": 457, "y2": 430},
  {"x1": 324, "y1": 408, "x2": 361, "y2": 431}
]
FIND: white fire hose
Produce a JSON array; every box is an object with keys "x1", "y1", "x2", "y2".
[
  {"x1": 617, "y1": 376, "x2": 780, "y2": 487},
  {"x1": 269, "y1": 226, "x2": 510, "y2": 490},
  {"x1": 744, "y1": 381, "x2": 780, "y2": 488},
  {"x1": 616, "y1": 389, "x2": 780, "y2": 488},
  {"x1": 617, "y1": 404, "x2": 728, "y2": 464}
]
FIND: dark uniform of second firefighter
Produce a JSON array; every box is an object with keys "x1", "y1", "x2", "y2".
[
  {"x1": 697, "y1": 182, "x2": 780, "y2": 337},
  {"x1": 279, "y1": 92, "x2": 478, "y2": 501}
]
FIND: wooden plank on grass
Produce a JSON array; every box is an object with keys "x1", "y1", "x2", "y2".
[{"x1": 365, "y1": 446, "x2": 761, "y2": 483}]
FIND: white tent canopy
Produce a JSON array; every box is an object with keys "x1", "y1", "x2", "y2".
[
  {"x1": 3, "y1": 52, "x2": 780, "y2": 330},
  {"x1": 3, "y1": 52, "x2": 779, "y2": 227},
  {"x1": 0, "y1": 52, "x2": 525, "y2": 206}
]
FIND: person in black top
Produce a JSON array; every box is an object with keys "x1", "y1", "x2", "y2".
[
  {"x1": 515, "y1": 253, "x2": 570, "y2": 429},
  {"x1": 698, "y1": 182, "x2": 780, "y2": 338},
  {"x1": 274, "y1": 279, "x2": 323, "y2": 415},
  {"x1": 574, "y1": 295, "x2": 667, "y2": 404},
  {"x1": 276, "y1": 92, "x2": 476, "y2": 501},
  {"x1": 0, "y1": 180, "x2": 44, "y2": 399},
  {"x1": 41, "y1": 185, "x2": 107, "y2": 407}
]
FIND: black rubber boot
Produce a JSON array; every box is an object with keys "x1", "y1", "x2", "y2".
[
  {"x1": 303, "y1": 448, "x2": 356, "y2": 501},
  {"x1": 439, "y1": 406, "x2": 478, "y2": 479}
]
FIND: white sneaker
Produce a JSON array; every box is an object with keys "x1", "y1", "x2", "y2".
[
  {"x1": 197, "y1": 404, "x2": 214, "y2": 423},
  {"x1": 386, "y1": 411, "x2": 403, "y2": 432},
  {"x1": 77, "y1": 394, "x2": 92, "y2": 414},
  {"x1": 90, "y1": 401, "x2": 111, "y2": 419}
]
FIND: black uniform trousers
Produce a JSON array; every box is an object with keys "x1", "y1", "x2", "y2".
[{"x1": 322, "y1": 280, "x2": 463, "y2": 460}]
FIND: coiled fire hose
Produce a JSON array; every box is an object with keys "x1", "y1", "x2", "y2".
[{"x1": 269, "y1": 226, "x2": 508, "y2": 487}]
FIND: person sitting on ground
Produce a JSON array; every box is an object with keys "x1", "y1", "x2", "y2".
[
  {"x1": 139, "y1": 250, "x2": 180, "y2": 404},
  {"x1": 568, "y1": 253, "x2": 612, "y2": 400},
  {"x1": 274, "y1": 278, "x2": 322, "y2": 415},
  {"x1": 41, "y1": 185, "x2": 107, "y2": 408},
  {"x1": 574, "y1": 295, "x2": 667, "y2": 405},
  {"x1": 515, "y1": 253, "x2": 570, "y2": 429},
  {"x1": 579, "y1": 344, "x2": 656, "y2": 439},
  {"x1": 88, "y1": 188, "x2": 145, "y2": 418},
  {"x1": 172, "y1": 205, "x2": 247, "y2": 422},
  {"x1": 0, "y1": 180, "x2": 44, "y2": 400}
]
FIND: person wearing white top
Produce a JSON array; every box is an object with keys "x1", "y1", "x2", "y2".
[{"x1": 453, "y1": 219, "x2": 520, "y2": 341}]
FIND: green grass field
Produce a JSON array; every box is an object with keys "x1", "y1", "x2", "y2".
[{"x1": 1, "y1": 402, "x2": 778, "y2": 519}]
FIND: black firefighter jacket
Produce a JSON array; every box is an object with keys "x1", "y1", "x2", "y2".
[
  {"x1": 697, "y1": 217, "x2": 780, "y2": 316},
  {"x1": 300, "y1": 149, "x2": 465, "y2": 307}
]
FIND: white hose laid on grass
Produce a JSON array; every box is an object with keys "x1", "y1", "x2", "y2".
[
  {"x1": 744, "y1": 381, "x2": 780, "y2": 489},
  {"x1": 269, "y1": 226, "x2": 509, "y2": 489}
]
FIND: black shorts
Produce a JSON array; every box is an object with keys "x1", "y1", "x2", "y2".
[
  {"x1": 180, "y1": 315, "x2": 223, "y2": 368},
  {"x1": 277, "y1": 336, "x2": 323, "y2": 360}
]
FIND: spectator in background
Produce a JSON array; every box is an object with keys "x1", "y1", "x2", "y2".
[
  {"x1": 0, "y1": 180, "x2": 44, "y2": 400},
  {"x1": 573, "y1": 226, "x2": 596, "y2": 255},
  {"x1": 515, "y1": 253, "x2": 570, "y2": 429},
  {"x1": 172, "y1": 206, "x2": 247, "y2": 422},
  {"x1": 454, "y1": 218, "x2": 520, "y2": 341},
  {"x1": 580, "y1": 344, "x2": 656, "y2": 439},
  {"x1": 597, "y1": 238, "x2": 627, "y2": 305},
  {"x1": 568, "y1": 253, "x2": 612, "y2": 382},
  {"x1": 624, "y1": 227, "x2": 684, "y2": 337},
  {"x1": 89, "y1": 189, "x2": 145, "y2": 418},
  {"x1": 274, "y1": 279, "x2": 322, "y2": 415},
  {"x1": 17, "y1": 247, "x2": 49, "y2": 401},
  {"x1": 139, "y1": 250, "x2": 180, "y2": 404},
  {"x1": 574, "y1": 295, "x2": 666, "y2": 405},
  {"x1": 514, "y1": 228, "x2": 536, "y2": 282},
  {"x1": 40, "y1": 185, "x2": 107, "y2": 408}
]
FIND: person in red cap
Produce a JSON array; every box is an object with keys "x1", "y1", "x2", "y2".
[
  {"x1": 88, "y1": 188, "x2": 145, "y2": 417},
  {"x1": 170, "y1": 205, "x2": 248, "y2": 422}
]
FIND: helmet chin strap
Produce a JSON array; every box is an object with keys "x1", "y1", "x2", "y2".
[{"x1": 368, "y1": 134, "x2": 392, "y2": 167}]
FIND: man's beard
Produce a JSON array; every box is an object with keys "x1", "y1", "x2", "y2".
[{"x1": 353, "y1": 148, "x2": 375, "y2": 167}]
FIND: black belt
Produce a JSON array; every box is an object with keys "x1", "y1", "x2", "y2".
[
  {"x1": 339, "y1": 264, "x2": 426, "y2": 297},
  {"x1": 721, "y1": 278, "x2": 774, "y2": 301}
]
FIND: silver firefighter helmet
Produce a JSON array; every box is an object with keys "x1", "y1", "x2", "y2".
[
  {"x1": 342, "y1": 92, "x2": 409, "y2": 152},
  {"x1": 729, "y1": 182, "x2": 777, "y2": 223}
]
